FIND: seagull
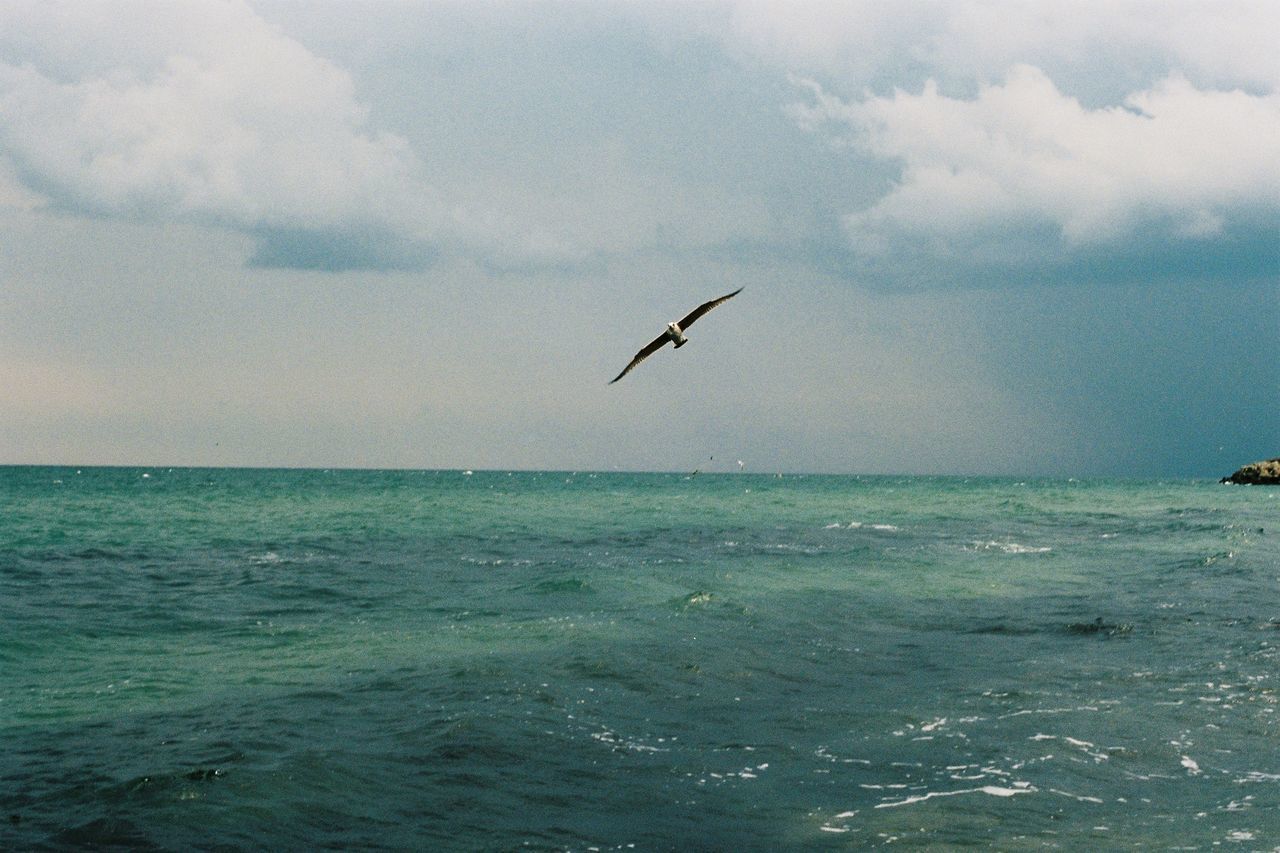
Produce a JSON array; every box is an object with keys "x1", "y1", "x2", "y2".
[{"x1": 609, "y1": 287, "x2": 743, "y2": 384}]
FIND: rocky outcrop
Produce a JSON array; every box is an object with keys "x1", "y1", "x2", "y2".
[{"x1": 1221, "y1": 458, "x2": 1280, "y2": 485}]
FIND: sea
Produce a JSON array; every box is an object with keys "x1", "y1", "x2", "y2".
[{"x1": 2, "y1": 466, "x2": 1277, "y2": 850}]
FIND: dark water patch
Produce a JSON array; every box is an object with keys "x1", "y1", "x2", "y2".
[
  {"x1": 565, "y1": 655, "x2": 659, "y2": 694},
  {"x1": 67, "y1": 547, "x2": 153, "y2": 562},
  {"x1": 424, "y1": 728, "x2": 529, "y2": 768},
  {"x1": 448, "y1": 608, "x2": 507, "y2": 622},
  {"x1": 671, "y1": 589, "x2": 715, "y2": 609},
  {"x1": 1174, "y1": 549, "x2": 1246, "y2": 572},
  {"x1": 968, "y1": 623, "x2": 1040, "y2": 636},
  {"x1": 50, "y1": 817, "x2": 161, "y2": 850},
  {"x1": 17, "y1": 547, "x2": 163, "y2": 567},
  {"x1": 287, "y1": 687, "x2": 348, "y2": 703},
  {"x1": 0, "y1": 557, "x2": 48, "y2": 582},
  {"x1": 529, "y1": 576, "x2": 594, "y2": 595},
  {"x1": 254, "y1": 582, "x2": 351, "y2": 603},
  {"x1": 1063, "y1": 617, "x2": 1135, "y2": 637}
]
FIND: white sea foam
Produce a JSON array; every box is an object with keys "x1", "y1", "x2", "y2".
[
  {"x1": 875, "y1": 783, "x2": 1035, "y2": 808},
  {"x1": 1050, "y1": 788, "x2": 1105, "y2": 804},
  {"x1": 972, "y1": 540, "x2": 1052, "y2": 554},
  {"x1": 1057, "y1": 737, "x2": 1111, "y2": 762},
  {"x1": 999, "y1": 705, "x2": 1100, "y2": 719},
  {"x1": 819, "y1": 809, "x2": 861, "y2": 834},
  {"x1": 815, "y1": 745, "x2": 871, "y2": 765},
  {"x1": 946, "y1": 763, "x2": 1007, "y2": 781},
  {"x1": 591, "y1": 730, "x2": 668, "y2": 754}
]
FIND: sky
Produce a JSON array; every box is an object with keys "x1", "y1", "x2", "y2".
[{"x1": 0, "y1": 0, "x2": 1276, "y2": 476}]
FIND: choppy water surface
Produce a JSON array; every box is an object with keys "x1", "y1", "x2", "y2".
[{"x1": 2, "y1": 467, "x2": 1277, "y2": 849}]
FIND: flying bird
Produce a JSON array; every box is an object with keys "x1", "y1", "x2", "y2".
[{"x1": 609, "y1": 287, "x2": 743, "y2": 384}]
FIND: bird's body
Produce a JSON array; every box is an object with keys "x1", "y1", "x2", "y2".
[
  {"x1": 609, "y1": 288, "x2": 742, "y2": 384},
  {"x1": 666, "y1": 322, "x2": 688, "y2": 348}
]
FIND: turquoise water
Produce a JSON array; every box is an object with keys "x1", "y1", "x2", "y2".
[{"x1": 2, "y1": 467, "x2": 1277, "y2": 849}]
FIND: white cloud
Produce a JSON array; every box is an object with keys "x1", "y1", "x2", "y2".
[
  {"x1": 727, "y1": 0, "x2": 942, "y2": 80},
  {"x1": 728, "y1": 0, "x2": 1280, "y2": 93},
  {"x1": 726, "y1": 0, "x2": 1280, "y2": 282},
  {"x1": 0, "y1": 1, "x2": 771, "y2": 271},
  {"x1": 3, "y1": 1, "x2": 1275, "y2": 277},
  {"x1": 945, "y1": 1, "x2": 1278, "y2": 91},
  {"x1": 795, "y1": 65, "x2": 1280, "y2": 261},
  {"x1": 0, "y1": 0, "x2": 448, "y2": 269}
]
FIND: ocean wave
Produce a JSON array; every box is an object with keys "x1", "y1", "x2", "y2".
[
  {"x1": 874, "y1": 781, "x2": 1036, "y2": 809},
  {"x1": 530, "y1": 577, "x2": 594, "y2": 594},
  {"x1": 969, "y1": 540, "x2": 1052, "y2": 554},
  {"x1": 590, "y1": 729, "x2": 669, "y2": 754},
  {"x1": 6, "y1": 471, "x2": 1278, "y2": 850}
]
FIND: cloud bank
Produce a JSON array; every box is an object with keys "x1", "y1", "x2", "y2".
[
  {"x1": 0, "y1": 0, "x2": 445, "y2": 270},
  {"x1": 1, "y1": 0, "x2": 1276, "y2": 282},
  {"x1": 729, "y1": 0, "x2": 1280, "y2": 94},
  {"x1": 734, "y1": 0, "x2": 1280, "y2": 285},
  {"x1": 793, "y1": 67, "x2": 1280, "y2": 281}
]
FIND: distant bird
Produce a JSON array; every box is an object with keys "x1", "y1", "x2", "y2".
[{"x1": 609, "y1": 287, "x2": 743, "y2": 384}]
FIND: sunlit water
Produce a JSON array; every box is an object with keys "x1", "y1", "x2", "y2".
[{"x1": 2, "y1": 467, "x2": 1277, "y2": 849}]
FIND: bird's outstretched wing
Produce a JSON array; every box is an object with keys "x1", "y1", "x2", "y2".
[
  {"x1": 676, "y1": 287, "x2": 743, "y2": 330},
  {"x1": 609, "y1": 333, "x2": 672, "y2": 384}
]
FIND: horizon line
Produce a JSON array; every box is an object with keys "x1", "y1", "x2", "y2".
[{"x1": 0, "y1": 462, "x2": 1237, "y2": 482}]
